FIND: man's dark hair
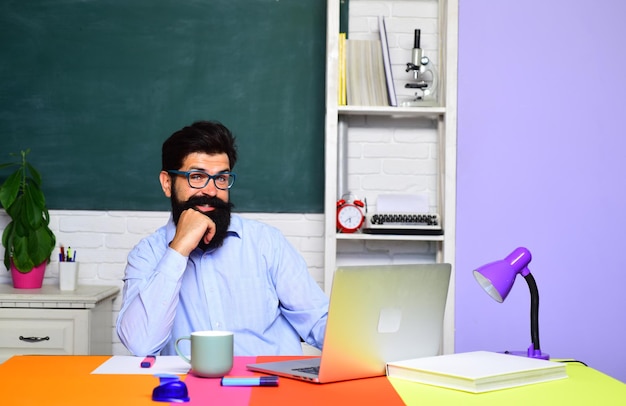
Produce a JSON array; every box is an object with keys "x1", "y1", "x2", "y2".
[{"x1": 162, "y1": 121, "x2": 238, "y2": 171}]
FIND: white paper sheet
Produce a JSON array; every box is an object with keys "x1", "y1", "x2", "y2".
[
  {"x1": 377, "y1": 194, "x2": 429, "y2": 213},
  {"x1": 91, "y1": 355, "x2": 190, "y2": 375}
]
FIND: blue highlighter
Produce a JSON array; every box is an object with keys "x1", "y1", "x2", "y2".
[{"x1": 221, "y1": 376, "x2": 279, "y2": 387}]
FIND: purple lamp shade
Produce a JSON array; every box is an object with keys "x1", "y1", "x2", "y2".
[
  {"x1": 472, "y1": 247, "x2": 548, "y2": 359},
  {"x1": 473, "y1": 247, "x2": 532, "y2": 303}
]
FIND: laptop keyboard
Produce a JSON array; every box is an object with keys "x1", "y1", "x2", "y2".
[{"x1": 292, "y1": 366, "x2": 320, "y2": 375}]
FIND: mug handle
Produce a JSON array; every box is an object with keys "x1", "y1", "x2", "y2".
[{"x1": 174, "y1": 336, "x2": 191, "y2": 364}]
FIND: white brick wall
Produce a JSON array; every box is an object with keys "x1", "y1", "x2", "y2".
[
  {"x1": 346, "y1": 115, "x2": 439, "y2": 212},
  {"x1": 0, "y1": 210, "x2": 323, "y2": 355}
]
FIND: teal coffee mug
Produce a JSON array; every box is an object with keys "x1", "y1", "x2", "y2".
[{"x1": 175, "y1": 330, "x2": 234, "y2": 378}]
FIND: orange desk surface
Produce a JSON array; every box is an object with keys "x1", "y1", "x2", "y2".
[{"x1": 1, "y1": 355, "x2": 624, "y2": 406}]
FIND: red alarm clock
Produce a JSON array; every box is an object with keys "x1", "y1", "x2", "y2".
[{"x1": 336, "y1": 196, "x2": 365, "y2": 233}]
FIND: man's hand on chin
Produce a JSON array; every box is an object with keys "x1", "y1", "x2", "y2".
[{"x1": 169, "y1": 208, "x2": 217, "y2": 256}]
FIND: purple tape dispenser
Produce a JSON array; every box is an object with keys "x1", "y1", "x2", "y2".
[{"x1": 152, "y1": 374, "x2": 190, "y2": 403}]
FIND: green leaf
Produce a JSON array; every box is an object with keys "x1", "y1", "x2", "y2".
[
  {"x1": 12, "y1": 214, "x2": 27, "y2": 238},
  {"x1": 27, "y1": 226, "x2": 54, "y2": 266},
  {"x1": 0, "y1": 162, "x2": 18, "y2": 170},
  {"x1": 42, "y1": 207, "x2": 52, "y2": 228},
  {"x1": 26, "y1": 182, "x2": 46, "y2": 209},
  {"x1": 11, "y1": 235, "x2": 35, "y2": 272},
  {"x1": 26, "y1": 162, "x2": 42, "y2": 187},
  {"x1": 2, "y1": 223, "x2": 14, "y2": 271},
  {"x1": 0, "y1": 170, "x2": 21, "y2": 209},
  {"x1": 6, "y1": 194, "x2": 24, "y2": 225},
  {"x1": 3, "y1": 252, "x2": 9, "y2": 271},
  {"x1": 23, "y1": 183, "x2": 45, "y2": 229}
]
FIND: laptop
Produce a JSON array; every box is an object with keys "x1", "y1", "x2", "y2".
[{"x1": 247, "y1": 263, "x2": 451, "y2": 383}]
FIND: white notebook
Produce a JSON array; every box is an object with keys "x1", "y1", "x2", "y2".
[{"x1": 386, "y1": 351, "x2": 568, "y2": 393}]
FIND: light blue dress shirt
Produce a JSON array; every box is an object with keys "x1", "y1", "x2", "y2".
[{"x1": 116, "y1": 214, "x2": 329, "y2": 356}]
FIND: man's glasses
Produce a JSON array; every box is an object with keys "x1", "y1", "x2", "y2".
[{"x1": 167, "y1": 170, "x2": 237, "y2": 190}]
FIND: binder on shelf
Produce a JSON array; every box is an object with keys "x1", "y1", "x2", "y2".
[
  {"x1": 345, "y1": 39, "x2": 389, "y2": 107},
  {"x1": 378, "y1": 16, "x2": 397, "y2": 107},
  {"x1": 338, "y1": 32, "x2": 347, "y2": 106}
]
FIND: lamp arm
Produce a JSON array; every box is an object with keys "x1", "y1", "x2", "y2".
[{"x1": 523, "y1": 273, "x2": 541, "y2": 352}]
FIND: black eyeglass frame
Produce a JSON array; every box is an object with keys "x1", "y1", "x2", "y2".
[{"x1": 167, "y1": 170, "x2": 237, "y2": 190}]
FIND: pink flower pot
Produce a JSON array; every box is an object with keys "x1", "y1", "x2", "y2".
[{"x1": 10, "y1": 261, "x2": 47, "y2": 289}]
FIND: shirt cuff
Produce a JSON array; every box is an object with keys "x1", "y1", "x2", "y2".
[{"x1": 157, "y1": 247, "x2": 189, "y2": 280}]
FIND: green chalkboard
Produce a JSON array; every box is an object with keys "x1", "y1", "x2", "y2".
[{"x1": 0, "y1": 0, "x2": 326, "y2": 212}]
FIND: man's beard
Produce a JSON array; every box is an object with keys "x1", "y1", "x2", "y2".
[{"x1": 171, "y1": 193, "x2": 234, "y2": 251}]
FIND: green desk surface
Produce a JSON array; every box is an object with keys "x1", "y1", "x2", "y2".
[{"x1": 390, "y1": 362, "x2": 626, "y2": 405}]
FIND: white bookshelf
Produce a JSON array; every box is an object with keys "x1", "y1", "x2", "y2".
[{"x1": 323, "y1": 0, "x2": 458, "y2": 354}]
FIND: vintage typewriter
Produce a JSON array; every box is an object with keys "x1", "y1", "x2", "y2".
[{"x1": 363, "y1": 212, "x2": 443, "y2": 235}]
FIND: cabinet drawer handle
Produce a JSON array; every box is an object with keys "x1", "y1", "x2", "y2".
[{"x1": 19, "y1": 335, "x2": 50, "y2": 343}]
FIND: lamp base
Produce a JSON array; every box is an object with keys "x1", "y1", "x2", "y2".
[{"x1": 503, "y1": 344, "x2": 550, "y2": 360}]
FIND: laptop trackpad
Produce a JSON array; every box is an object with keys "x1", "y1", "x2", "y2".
[{"x1": 378, "y1": 307, "x2": 402, "y2": 333}]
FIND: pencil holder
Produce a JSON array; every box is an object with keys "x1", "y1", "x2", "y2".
[{"x1": 59, "y1": 262, "x2": 79, "y2": 291}]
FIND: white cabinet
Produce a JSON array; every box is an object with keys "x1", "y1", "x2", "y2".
[
  {"x1": 0, "y1": 285, "x2": 119, "y2": 362},
  {"x1": 323, "y1": 0, "x2": 457, "y2": 353}
]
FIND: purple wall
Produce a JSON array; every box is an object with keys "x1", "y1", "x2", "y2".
[{"x1": 456, "y1": 0, "x2": 626, "y2": 382}]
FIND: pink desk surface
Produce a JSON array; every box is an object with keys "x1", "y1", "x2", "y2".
[{"x1": 183, "y1": 355, "x2": 404, "y2": 405}]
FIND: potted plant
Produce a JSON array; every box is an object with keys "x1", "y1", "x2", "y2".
[{"x1": 0, "y1": 149, "x2": 56, "y2": 288}]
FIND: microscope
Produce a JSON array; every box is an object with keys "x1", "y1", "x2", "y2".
[{"x1": 401, "y1": 29, "x2": 438, "y2": 106}]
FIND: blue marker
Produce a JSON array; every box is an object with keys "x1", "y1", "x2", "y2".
[{"x1": 221, "y1": 376, "x2": 279, "y2": 387}]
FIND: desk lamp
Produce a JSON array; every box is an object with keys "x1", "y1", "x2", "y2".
[{"x1": 473, "y1": 247, "x2": 549, "y2": 360}]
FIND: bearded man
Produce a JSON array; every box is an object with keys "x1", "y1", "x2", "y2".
[{"x1": 116, "y1": 121, "x2": 328, "y2": 356}]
